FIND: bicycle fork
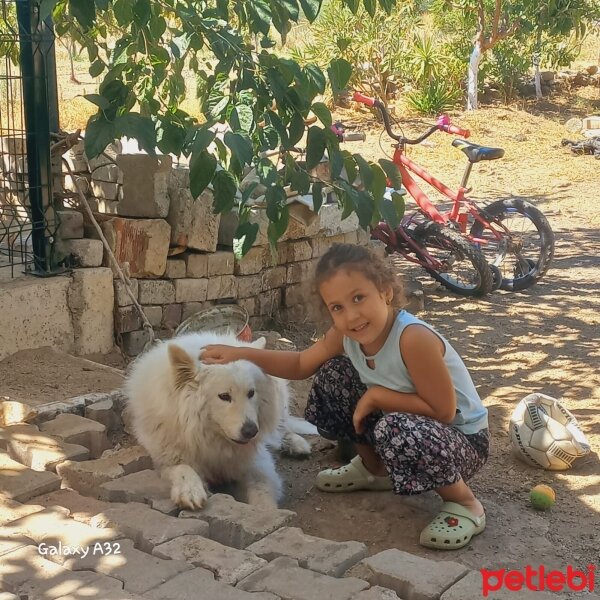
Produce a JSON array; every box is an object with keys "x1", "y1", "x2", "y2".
[{"x1": 371, "y1": 222, "x2": 447, "y2": 271}]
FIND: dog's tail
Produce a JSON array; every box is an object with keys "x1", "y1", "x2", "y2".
[{"x1": 284, "y1": 415, "x2": 318, "y2": 435}]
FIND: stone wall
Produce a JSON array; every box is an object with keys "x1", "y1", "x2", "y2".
[{"x1": 60, "y1": 144, "x2": 378, "y2": 356}]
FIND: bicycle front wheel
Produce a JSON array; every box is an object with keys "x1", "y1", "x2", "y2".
[
  {"x1": 413, "y1": 222, "x2": 493, "y2": 297},
  {"x1": 470, "y1": 198, "x2": 554, "y2": 292}
]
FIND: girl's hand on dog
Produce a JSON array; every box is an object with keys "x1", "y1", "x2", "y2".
[{"x1": 200, "y1": 344, "x2": 240, "y2": 364}]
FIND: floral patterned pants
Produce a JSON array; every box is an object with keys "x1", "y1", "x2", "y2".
[{"x1": 305, "y1": 357, "x2": 490, "y2": 495}]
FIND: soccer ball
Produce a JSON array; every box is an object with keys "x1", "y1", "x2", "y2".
[{"x1": 509, "y1": 393, "x2": 591, "y2": 470}]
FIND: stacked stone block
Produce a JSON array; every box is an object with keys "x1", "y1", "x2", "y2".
[{"x1": 53, "y1": 148, "x2": 382, "y2": 356}]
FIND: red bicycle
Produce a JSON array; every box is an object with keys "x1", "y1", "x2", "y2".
[{"x1": 353, "y1": 92, "x2": 555, "y2": 293}]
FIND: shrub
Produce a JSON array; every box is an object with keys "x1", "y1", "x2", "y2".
[{"x1": 406, "y1": 79, "x2": 461, "y2": 115}]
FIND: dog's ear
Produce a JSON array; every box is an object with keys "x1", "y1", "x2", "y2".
[
  {"x1": 168, "y1": 344, "x2": 198, "y2": 390},
  {"x1": 250, "y1": 336, "x2": 267, "y2": 349}
]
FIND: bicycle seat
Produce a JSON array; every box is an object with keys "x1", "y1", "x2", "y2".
[{"x1": 452, "y1": 139, "x2": 505, "y2": 163}]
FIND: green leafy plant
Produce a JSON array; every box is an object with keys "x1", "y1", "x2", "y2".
[
  {"x1": 487, "y1": 39, "x2": 532, "y2": 103},
  {"x1": 406, "y1": 80, "x2": 461, "y2": 115},
  {"x1": 38, "y1": 0, "x2": 405, "y2": 254}
]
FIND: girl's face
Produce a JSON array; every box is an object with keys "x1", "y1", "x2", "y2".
[{"x1": 319, "y1": 269, "x2": 394, "y2": 352}]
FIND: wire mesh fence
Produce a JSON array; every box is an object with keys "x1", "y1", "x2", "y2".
[{"x1": 0, "y1": 0, "x2": 60, "y2": 278}]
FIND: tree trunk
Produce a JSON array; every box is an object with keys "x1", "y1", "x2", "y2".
[
  {"x1": 534, "y1": 61, "x2": 542, "y2": 99},
  {"x1": 467, "y1": 43, "x2": 483, "y2": 110}
]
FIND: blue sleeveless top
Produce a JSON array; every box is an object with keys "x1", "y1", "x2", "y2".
[{"x1": 343, "y1": 310, "x2": 488, "y2": 435}]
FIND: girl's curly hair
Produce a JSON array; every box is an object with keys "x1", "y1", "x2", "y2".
[{"x1": 313, "y1": 244, "x2": 405, "y2": 311}]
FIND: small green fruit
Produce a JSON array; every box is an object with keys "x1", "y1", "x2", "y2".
[{"x1": 529, "y1": 484, "x2": 556, "y2": 510}]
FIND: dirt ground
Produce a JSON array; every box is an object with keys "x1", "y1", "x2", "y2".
[{"x1": 273, "y1": 96, "x2": 600, "y2": 572}]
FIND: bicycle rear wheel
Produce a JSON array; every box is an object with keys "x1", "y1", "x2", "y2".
[
  {"x1": 413, "y1": 222, "x2": 493, "y2": 297},
  {"x1": 470, "y1": 198, "x2": 554, "y2": 292}
]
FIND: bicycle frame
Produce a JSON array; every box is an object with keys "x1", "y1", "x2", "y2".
[{"x1": 392, "y1": 146, "x2": 506, "y2": 245}]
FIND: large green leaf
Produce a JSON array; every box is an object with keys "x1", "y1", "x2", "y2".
[
  {"x1": 212, "y1": 170, "x2": 238, "y2": 213},
  {"x1": 84, "y1": 115, "x2": 115, "y2": 159},
  {"x1": 287, "y1": 112, "x2": 305, "y2": 147},
  {"x1": 69, "y1": 0, "x2": 95, "y2": 29},
  {"x1": 233, "y1": 221, "x2": 260, "y2": 259},
  {"x1": 379, "y1": 158, "x2": 403, "y2": 189},
  {"x1": 190, "y1": 150, "x2": 217, "y2": 199},
  {"x1": 353, "y1": 154, "x2": 373, "y2": 188},
  {"x1": 298, "y1": 0, "x2": 321, "y2": 21},
  {"x1": 132, "y1": 0, "x2": 151, "y2": 26},
  {"x1": 224, "y1": 131, "x2": 253, "y2": 167},
  {"x1": 369, "y1": 162, "x2": 387, "y2": 201},
  {"x1": 377, "y1": 196, "x2": 400, "y2": 229},
  {"x1": 312, "y1": 181, "x2": 325, "y2": 215},
  {"x1": 311, "y1": 102, "x2": 332, "y2": 127},
  {"x1": 192, "y1": 126, "x2": 216, "y2": 154},
  {"x1": 363, "y1": 0, "x2": 376, "y2": 16},
  {"x1": 304, "y1": 64, "x2": 326, "y2": 96},
  {"x1": 248, "y1": 0, "x2": 272, "y2": 34},
  {"x1": 231, "y1": 105, "x2": 254, "y2": 133},
  {"x1": 40, "y1": 0, "x2": 59, "y2": 19},
  {"x1": 306, "y1": 126, "x2": 327, "y2": 170},
  {"x1": 327, "y1": 58, "x2": 352, "y2": 96},
  {"x1": 89, "y1": 59, "x2": 105, "y2": 78},
  {"x1": 115, "y1": 113, "x2": 157, "y2": 155},
  {"x1": 113, "y1": 0, "x2": 133, "y2": 26},
  {"x1": 83, "y1": 93, "x2": 109, "y2": 110},
  {"x1": 281, "y1": 0, "x2": 300, "y2": 20}
]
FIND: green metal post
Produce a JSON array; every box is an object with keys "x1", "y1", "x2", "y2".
[{"x1": 16, "y1": 0, "x2": 59, "y2": 275}]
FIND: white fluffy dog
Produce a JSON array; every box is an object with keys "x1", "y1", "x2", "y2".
[{"x1": 125, "y1": 332, "x2": 315, "y2": 510}]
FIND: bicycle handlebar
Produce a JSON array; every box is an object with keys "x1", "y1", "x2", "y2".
[
  {"x1": 439, "y1": 123, "x2": 470, "y2": 138},
  {"x1": 352, "y1": 91, "x2": 470, "y2": 142}
]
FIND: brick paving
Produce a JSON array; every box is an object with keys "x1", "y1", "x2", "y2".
[{"x1": 0, "y1": 392, "x2": 571, "y2": 600}]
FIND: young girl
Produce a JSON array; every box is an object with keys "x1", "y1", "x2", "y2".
[{"x1": 201, "y1": 243, "x2": 489, "y2": 550}]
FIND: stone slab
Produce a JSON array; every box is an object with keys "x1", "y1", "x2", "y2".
[
  {"x1": 30, "y1": 489, "x2": 114, "y2": 524},
  {"x1": 0, "y1": 453, "x2": 61, "y2": 502},
  {"x1": 3, "y1": 507, "x2": 122, "y2": 561},
  {"x1": 64, "y1": 239, "x2": 104, "y2": 267},
  {"x1": 167, "y1": 170, "x2": 220, "y2": 251},
  {"x1": 180, "y1": 493, "x2": 294, "y2": 549},
  {"x1": 0, "y1": 278, "x2": 74, "y2": 362},
  {"x1": 116, "y1": 154, "x2": 172, "y2": 218},
  {"x1": 351, "y1": 586, "x2": 403, "y2": 599},
  {"x1": 237, "y1": 556, "x2": 369, "y2": 600},
  {"x1": 63, "y1": 538, "x2": 192, "y2": 595},
  {"x1": 40, "y1": 413, "x2": 109, "y2": 459},
  {"x1": 0, "y1": 495, "x2": 45, "y2": 526},
  {"x1": 100, "y1": 217, "x2": 170, "y2": 278},
  {"x1": 145, "y1": 567, "x2": 279, "y2": 600},
  {"x1": 349, "y1": 549, "x2": 468, "y2": 600},
  {"x1": 0, "y1": 423, "x2": 89, "y2": 471},
  {"x1": 98, "y1": 469, "x2": 170, "y2": 504},
  {"x1": 67, "y1": 268, "x2": 115, "y2": 355},
  {"x1": 0, "y1": 544, "x2": 123, "y2": 600},
  {"x1": 90, "y1": 502, "x2": 209, "y2": 553},
  {"x1": 55, "y1": 446, "x2": 152, "y2": 498},
  {"x1": 153, "y1": 533, "x2": 266, "y2": 584},
  {"x1": 246, "y1": 526, "x2": 367, "y2": 577}
]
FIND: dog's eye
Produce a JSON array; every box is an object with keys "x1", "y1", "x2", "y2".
[
  {"x1": 218, "y1": 393, "x2": 232, "y2": 402},
  {"x1": 247, "y1": 389, "x2": 255, "y2": 398}
]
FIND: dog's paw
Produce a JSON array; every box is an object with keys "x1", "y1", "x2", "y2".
[
  {"x1": 170, "y1": 468, "x2": 208, "y2": 510},
  {"x1": 281, "y1": 431, "x2": 311, "y2": 457}
]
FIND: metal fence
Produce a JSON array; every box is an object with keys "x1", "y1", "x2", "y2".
[{"x1": 0, "y1": 0, "x2": 60, "y2": 278}]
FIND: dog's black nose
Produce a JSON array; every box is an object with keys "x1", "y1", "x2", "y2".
[{"x1": 241, "y1": 421, "x2": 258, "y2": 440}]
